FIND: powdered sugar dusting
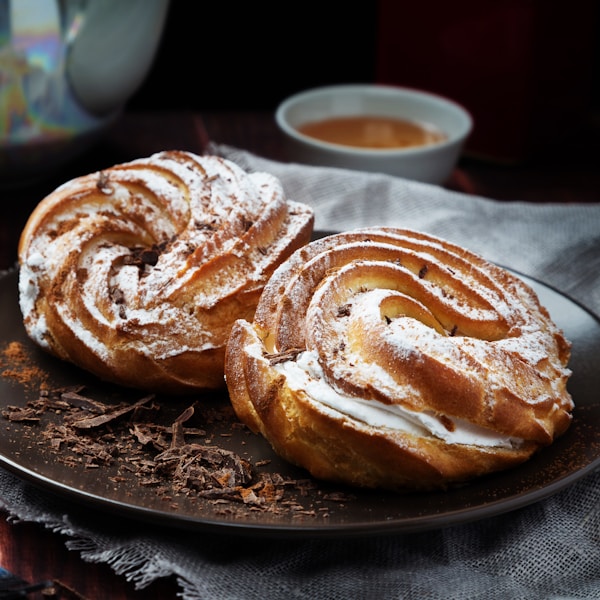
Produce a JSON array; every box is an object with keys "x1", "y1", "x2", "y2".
[
  {"x1": 17, "y1": 151, "x2": 314, "y2": 391},
  {"x1": 247, "y1": 227, "x2": 573, "y2": 448}
]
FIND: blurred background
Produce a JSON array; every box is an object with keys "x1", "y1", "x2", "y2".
[
  {"x1": 130, "y1": 0, "x2": 600, "y2": 164},
  {"x1": 1, "y1": 0, "x2": 599, "y2": 188}
]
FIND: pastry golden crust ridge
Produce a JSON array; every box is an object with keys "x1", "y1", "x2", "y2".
[
  {"x1": 18, "y1": 150, "x2": 314, "y2": 393},
  {"x1": 224, "y1": 227, "x2": 574, "y2": 491}
]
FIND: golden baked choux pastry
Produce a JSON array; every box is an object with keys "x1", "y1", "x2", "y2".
[
  {"x1": 225, "y1": 228, "x2": 573, "y2": 490},
  {"x1": 18, "y1": 151, "x2": 314, "y2": 393}
]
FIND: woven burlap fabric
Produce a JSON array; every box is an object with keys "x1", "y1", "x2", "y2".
[
  {"x1": 1, "y1": 147, "x2": 599, "y2": 599},
  {"x1": 213, "y1": 145, "x2": 600, "y2": 316}
]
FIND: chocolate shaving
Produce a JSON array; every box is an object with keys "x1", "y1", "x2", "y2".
[
  {"x1": 195, "y1": 221, "x2": 217, "y2": 231},
  {"x1": 130, "y1": 423, "x2": 163, "y2": 448},
  {"x1": 123, "y1": 248, "x2": 159, "y2": 267},
  {"x1": 265, "y1": 348, "x2": 303, "y2": 365},
  {"x1": 419, "y1": 265, "x2": 429, "y2": 279},
  {"x1": 3, "y1": 406, "x2": 40, "y2": 422},
  {"x1": 171, "y1": 404, "x2": 195, "y2": 449},
  {"x1": 332, "y1": 341, "x2": 346, "y2": 355},
  {"x1": 140, "y1": 249, "x2": 159, "y2": 266},
  {"x1": 109, "y1": 286, "x2": 125, "y2": 305},
  {"x1": 96, "y1": 172, "x2": 113, "y2": 195},
  {"x1": 71, "y1": 394, "x2": 154, "y2": 429},
  {"x1": 60, "y1": 390, "x2": 108, "y2": 414},
  {"x1": 123, "y1": 242, "x2": 167, "y2": 270},
  {"x1": 75, "y1": 268, "x2": 88, "y2": 283},
  {"x1": 337, "y1": 304, "x2": 352, "y2": 317},
  {"x1": 155, "y1": 443, "x2": 254, "y2": 495}
]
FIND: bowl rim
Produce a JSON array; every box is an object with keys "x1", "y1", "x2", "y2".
[{"x1": 275, "y1": 83, "x2": 473, "y2": 157}]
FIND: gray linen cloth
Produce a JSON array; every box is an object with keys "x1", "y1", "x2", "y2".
[{"x1": 1, "y1": 145, "x2": 599, "y2": 600}]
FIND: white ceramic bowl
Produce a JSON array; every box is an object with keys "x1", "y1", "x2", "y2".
[{"x1": 275, "y1": 84, "x2": 473, "y2": 184}]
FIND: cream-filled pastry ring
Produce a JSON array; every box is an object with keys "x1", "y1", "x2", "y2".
[
  {"x1": 18, "y1": 151, "x2": 314, "y2": 393},
  {"x1": 225, "y1": 228, "x2": 573, "y2": 490}
]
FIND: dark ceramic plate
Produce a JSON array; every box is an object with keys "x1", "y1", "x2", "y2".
[{"x1": 0, "y1": 268, "x2": 599, "y2": 538}]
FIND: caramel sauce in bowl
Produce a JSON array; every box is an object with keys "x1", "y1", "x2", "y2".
[
  {"x1": 297, "y1": 115, "x2": 447, "y2": 150},
  {"x1": 275, "y1": 84, "x2": 472, "y2": 184}
]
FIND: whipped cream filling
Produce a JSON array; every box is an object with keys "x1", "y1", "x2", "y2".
[{"x1": 271, "y1": 349, "x2": 522, "y2": 449}]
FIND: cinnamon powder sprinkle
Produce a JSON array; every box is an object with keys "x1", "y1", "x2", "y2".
[{"x1": 0, "y1": 341, "x2": 49, "y2": 390}]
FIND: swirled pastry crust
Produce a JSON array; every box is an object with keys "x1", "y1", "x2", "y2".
[
  {"x1": 18, "y1": 151, "x2": 314, "y2": 393},
  {"x1": 224, "y1": 228, "x2": 573, "y2": 490}
]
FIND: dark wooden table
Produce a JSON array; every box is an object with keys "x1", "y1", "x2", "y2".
[{"x1": 0, "y1": 109, "x2": 598, "y2": 599}]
